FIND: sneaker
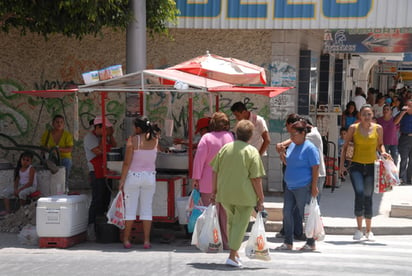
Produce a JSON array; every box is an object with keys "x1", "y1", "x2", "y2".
[
  {"x1": 225, "y1": 258, "x2": 242, "y2": 268},
  {"x1": 353, "y1": 230, "x2": 363, "y2": 240},
  {"x1": 365, "y1": 231, "x2": 375, "y2": 241},
  {"x1": 87, "y1": 224, "x2": 96, "y2": 241}
]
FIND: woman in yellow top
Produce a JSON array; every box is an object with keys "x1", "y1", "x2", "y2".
[
  {"x1": 339, "y1": 105, "x2": 391, "y2": 241},
  {"x1": 40, "y1": 114, "x2": 74, "y2": 190}
]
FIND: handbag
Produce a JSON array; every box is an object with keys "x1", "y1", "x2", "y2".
[
  {"x1": 106, "y1": 191, "x2": 126, "y2": 229},
  {"x1": 345, "y1": 141, "x2": 354, "y2": 161},
  {"x1": 187, "y1": 189, "x2": 205, "y2": 233},
  {"x1": 191, "y1": 204, "x2": 223, "y2": 253},
  {"x1": 245, "y1": 211, "x2": 271, "y2": 260},
  {"x1": 304, "y1": 197, "x2": 325, "y2": 241}
]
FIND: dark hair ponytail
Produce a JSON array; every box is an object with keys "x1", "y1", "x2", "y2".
[
  {"x1": 134, "y1": 116, "x2": 158, "y2": 140},
  {"x1": 14, "y1": 151, "x2": 34, "y2": 180}
]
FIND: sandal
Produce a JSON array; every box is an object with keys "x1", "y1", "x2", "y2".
[
  {"x1": 275, "y1": 243, "x2": 293, "y2": 250},
  {"x1": 123, "y1": 241, "x2": 132, "y2": 249},
  {"x1": 143, "y1": 242, "x2": 152, "y2": 249},
  {"x1": 299, "y1": 244, "x2": 316, "y2": 251}
]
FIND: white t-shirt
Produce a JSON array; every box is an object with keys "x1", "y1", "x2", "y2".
[
  {"x1": 352, "y1": 95, "x2": 366, "y2": 112},
  {"x1": 247, "y1": 112, "x2": 269, "y2": 156},
  {"x1": 306, "y1": 127, "x2": 326, "y2": 177},
  {"x1": 83, "y1": 131, "x2": 99, "y2": 171},
  {"x1": 372, "y1": 104, "x2": 384, "y2": 118}
]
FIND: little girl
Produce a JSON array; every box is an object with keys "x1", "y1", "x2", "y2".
[{"x1": 0, "y1": 151, "x2": 38, "y2": 216}]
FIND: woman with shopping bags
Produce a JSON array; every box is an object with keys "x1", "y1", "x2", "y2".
[
  {"x1": 210, "y1": 120, "x2": 265, "y2": 268},
  {"x1": 339, "y1": 104, "x2": 390, "y2": 241},
  {"x1": 276, "y1": 120, "x2": 320, "y2": 251}
]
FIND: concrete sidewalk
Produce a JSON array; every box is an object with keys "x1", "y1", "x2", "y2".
[{"x1": 263, "y1": 180, "x2": 412, "y2": 235}]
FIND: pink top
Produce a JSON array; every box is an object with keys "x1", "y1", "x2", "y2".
[
  {"x1": 192, "y1": 131, "x2": 235, "y2": 193},
  {"x1": 377, "y1": 117, "x2": 399, "y2": 146},
  {"x1": 129, "y1": 136, "x2": 158, "y2": 172}
]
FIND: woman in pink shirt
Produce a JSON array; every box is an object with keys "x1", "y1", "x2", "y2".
[
  {"x1": 119, "y1": 116, "x2": 159, "y2": 250},
  {"x1": 192, "y1": 111, "x2": 234, "y2": 249},
  {"x1": 377, "y1": 104, "x2": 399, "y2": 165}
]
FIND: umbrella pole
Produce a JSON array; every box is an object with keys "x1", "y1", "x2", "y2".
[
  {"x1": 101, "y1": 92, "x2": 107, "y2": 177},
  {"x1": 215, "y1": 95, "x2": 219, "y2": 112},
  {"x1": 188, "y1": 94, "x2": 193, "y2": 178}
]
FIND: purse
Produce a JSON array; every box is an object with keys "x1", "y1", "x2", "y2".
[{"x1": 345, "y1": 141, "x2": 354, "y2": 160}]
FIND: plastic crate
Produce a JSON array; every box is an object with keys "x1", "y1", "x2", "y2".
[
  {"x1": 39, "y1": 231, "x2": 87, "y2": 248},
  {"x1": 120, "y1": 221, "x2": 144, "y2": 244}
]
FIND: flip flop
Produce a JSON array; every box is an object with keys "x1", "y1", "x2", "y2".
[
  {"x1": 275, "y1": 243, "x2": 293, "y2": 250},
  {"x1": 299, "y1": 244, "x2": 316, "y2": 251}
]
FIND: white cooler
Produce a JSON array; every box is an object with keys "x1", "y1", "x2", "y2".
[{"x1": 36, "y1": 194, "x2": 88, "y2": 237}]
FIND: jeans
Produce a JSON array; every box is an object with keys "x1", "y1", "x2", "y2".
[
  {"x1": 384, "y1": 145, "x2": 399, "y2": 167},
  {"x1": 283, "y1": 184, "x2": 314, "y2": 246},
  {"x1": 61, "y1": 158, "x2": 72, "y2": 190},
  {"x1": 88, "y1": 172, "x2": 111, "y2": 224},
  {"x1": 398, "y1": 135, "x2": 412, "y2": 183},
  {"x1": 349, "y1": 162, "x2": 374, "y2": 219},
  {"x1": 281, "y1": 164, "x2": 303, "y2": 237}
]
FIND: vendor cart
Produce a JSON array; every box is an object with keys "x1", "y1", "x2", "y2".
[{"x1": 13, "y1": 53, "x2": 293, "y2": 224}]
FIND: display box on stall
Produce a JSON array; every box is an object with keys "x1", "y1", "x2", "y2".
[{"x1": 36, "y1": 194, "x2": 88, "y2": 237}]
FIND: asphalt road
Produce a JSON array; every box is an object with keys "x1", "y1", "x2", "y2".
[{"x1": 1, "y1": 231, "x2": 411, "y2": 276}]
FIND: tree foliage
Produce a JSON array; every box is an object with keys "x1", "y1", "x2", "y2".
[{"x1": 0, "y1": 0, "x2": 179, "y2": 39}]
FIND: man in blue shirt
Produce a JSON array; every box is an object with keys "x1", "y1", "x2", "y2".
[{"x1": 395, "y1": 99, "x2": 412, "y2": 184}]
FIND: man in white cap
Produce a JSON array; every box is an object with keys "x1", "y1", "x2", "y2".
[{"x1": 83, "y1": 115, "x2": 117, "y2": 241}]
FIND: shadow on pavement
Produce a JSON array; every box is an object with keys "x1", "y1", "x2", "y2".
[{"x1": 187, "y1": 262, "x2": 267, "y2": 271}]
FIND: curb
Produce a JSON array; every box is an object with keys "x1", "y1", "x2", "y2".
[{"x1": 263, "y1": 221, "x2": 412, "y2": 236}]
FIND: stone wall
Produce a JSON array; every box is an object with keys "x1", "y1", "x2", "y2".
[{"x1": 0, "y1": 28, "x2": 324, "y2": 191}]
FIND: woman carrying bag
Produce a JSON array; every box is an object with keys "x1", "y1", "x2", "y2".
[{"x1": 339, "y1": 104, "x2": 391, "y2": 241}]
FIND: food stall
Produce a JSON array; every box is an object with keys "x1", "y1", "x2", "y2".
[{"x1": 13, "y1": 53, "x2": 293, "y2": 224}]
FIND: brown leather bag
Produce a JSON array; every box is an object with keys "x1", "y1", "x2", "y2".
[{"x1": 345, "y1": 142, "x2": 354, "y2": 161}]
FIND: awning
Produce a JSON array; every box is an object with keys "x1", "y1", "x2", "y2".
[
  {"x1": 13, "y1": 70, "x2": 293, "y2": 98},
  {"x1": 208, "y1": 86, "x2": 294, "y2": 98}
]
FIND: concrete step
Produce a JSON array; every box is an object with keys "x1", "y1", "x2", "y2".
[
  {"x1": 264, "y1": 202, "x2": 283, "y2": 221},
  {"x1": 391, "y1": 203, "x2": 412, "y2": 219}
]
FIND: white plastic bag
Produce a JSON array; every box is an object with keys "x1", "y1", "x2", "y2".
[
  {"x1": 191, "y1": 204, "x2": 223, "y2": 253},
  {"x1": 382, "y1": 158, "x2": 401, "y2": 186},
  {"x1": 106, "y1": 191, "x2": 125, "y2": 229},
  {"x1": 245, "y1": 211, "x2": 271, "y2": 261},
  {"x1": 304, "y1": 197, "x2": 325, "y2": 241},
  {"x1": 18, "y1": 224, "x2": 38, "y2": 246}
]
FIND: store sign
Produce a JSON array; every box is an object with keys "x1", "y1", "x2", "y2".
[
  {"x1": 177, "y1": 0, "x2": 371, "y2": 18},
  {"x1": 323, "y1": 29, "x2": 412, "y2": 53},
  {"x1": 174, "y1": 0, "x2": 411, "y2": 29}
]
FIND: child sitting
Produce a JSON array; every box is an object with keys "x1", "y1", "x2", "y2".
[{"x1": 0, "y1": 151, "x2": 38, "y2": 216}]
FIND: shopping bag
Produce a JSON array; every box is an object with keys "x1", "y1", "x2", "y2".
[
  {"x1": 374, "y1": 158, "x2": 395, "y2": 193},
  {"x1": 191, "y1": 204, "x2": 223, "y2": 253},
  {"x1": 245, "y1": 211, "x2": 271, "y2": 261},
  {"x1": 106, "y1": 191, "x2": 125, "y2": 229},
  {"x1": 304, "y1": 197, "x2": 325, "y2": 241},
  {"x1": 187, "y1": 189, "x2": 205, "y2": 233},
  {"x1": 382, "y1": 158, "x2": 401, "y2": 186},
  {"x1": 18, "y1": 224, "x2": 38, "y2": 246}
]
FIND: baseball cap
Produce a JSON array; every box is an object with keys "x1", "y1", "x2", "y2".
[
  {"x1": 195, "y1": 117, "x2": 210, "y2": 134},
  {"x1": 93, "y1": 116, "x2": 113, "y2": 127}
]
